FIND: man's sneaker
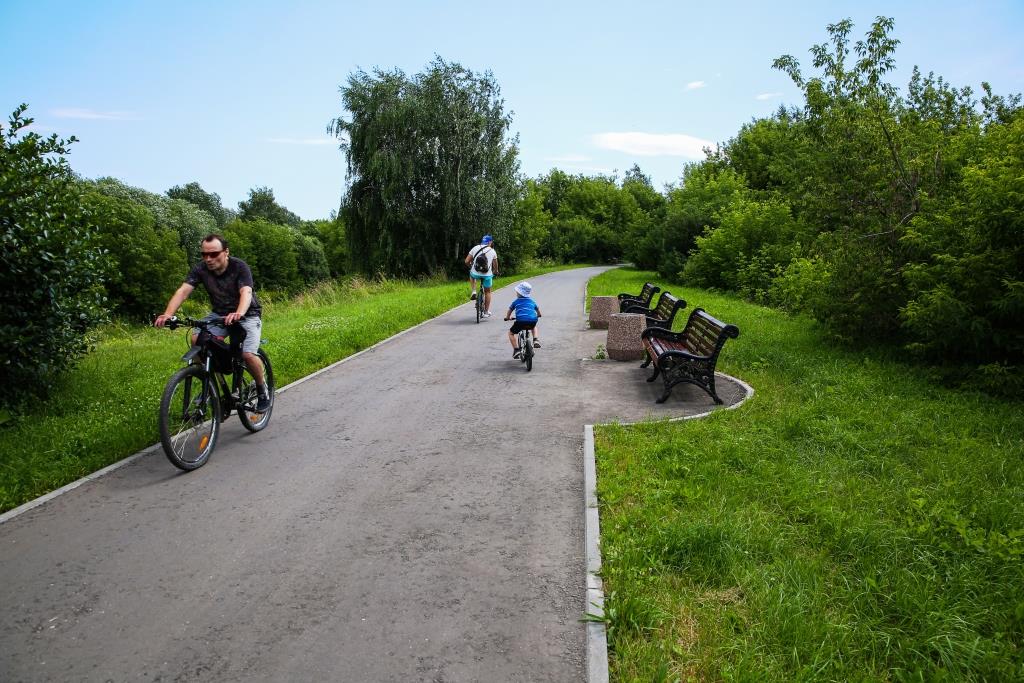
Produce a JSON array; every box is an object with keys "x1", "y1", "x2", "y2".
[
  {"x1": 533, "y1": 339, "x2": 541, "y2": 348},
  {"x1": 254, "y1": 394, "x2": 271, "y2": 413},
  {"x1": 513, "y1": 349, "x2": 522, "y2": 360},
  {"x1": 469, "y1": 291, "x2": 477, "y2": 300},
  {"x1": 483, "y1": 311, "x2": 492, "y2": 318}
]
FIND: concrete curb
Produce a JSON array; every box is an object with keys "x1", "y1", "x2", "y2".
[{"x1": 582, "y1": 374, "x2": 755, "y2": 682}]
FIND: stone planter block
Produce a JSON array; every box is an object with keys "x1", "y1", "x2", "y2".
[
  {"x1": 607, "y1": 313, "x2": 646, "y2": 361},
  {"x1": 589, "y1": 296, "x2": 617, "y2": 329}
]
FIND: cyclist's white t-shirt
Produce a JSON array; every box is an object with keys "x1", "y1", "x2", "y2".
[{"x1": 468, "y1": 244, "x2": 497, "y2": 277}]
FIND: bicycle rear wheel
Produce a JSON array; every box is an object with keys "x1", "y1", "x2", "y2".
[
  {"x1": 238, "y1": 349, "x2": 274, "y2": 432},
  {"x1": 524, "y1": 334, "x2": 534, "y2": 372},
  {"x1": 159, "y1": 366, "x2": 220, "y2": 470},
  {"x1": 476, "y1": 287, "x2": 482, "y2": 323}
]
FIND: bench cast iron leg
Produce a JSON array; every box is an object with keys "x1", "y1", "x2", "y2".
[{"x1": 646, "y1": 363, "x2": 660, "y2": 382}]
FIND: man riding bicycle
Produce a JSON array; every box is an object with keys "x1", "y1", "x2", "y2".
[
  {"x1": 465, "y1": 234, "x2": 499, "y2": 318},
  {"x1": 154, "y1": 234, "x2": 270, "y2": 412}
]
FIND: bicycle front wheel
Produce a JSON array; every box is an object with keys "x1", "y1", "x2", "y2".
[
  {"x1": 238, "y1": 349, "x2": 274, "y2": 432},
  {"x1": 159, "y1": 366, "x2": 220, "y2": 471}
]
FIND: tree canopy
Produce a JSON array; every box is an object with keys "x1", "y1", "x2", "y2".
[{"x1": 329, "y1": 56, "x2": 520, "y2": 276}]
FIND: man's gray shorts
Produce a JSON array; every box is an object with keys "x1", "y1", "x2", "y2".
[{"x1": 197, "y1": 314, "x2": 263, "y2": 354}]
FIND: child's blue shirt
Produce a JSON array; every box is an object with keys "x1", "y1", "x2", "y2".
[{"x1": 508, "y1": 296, "x2": 539, "y2": 322}]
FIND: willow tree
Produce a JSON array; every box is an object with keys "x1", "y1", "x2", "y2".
[{"x1": 329, "y1": 57, "x2": 520, "y2": 276}]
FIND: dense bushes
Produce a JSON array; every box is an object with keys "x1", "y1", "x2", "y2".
[
  {"x1": 0, "y1": 106, "x2": 108, "y2": 406},
  {"x1": 83, "y1": 191, "x2": 186, "y2": 320},
  {"x1": 1, "y1": 120, "x2": 337, "y2": 408},
  {"x1": 645, "y1": 18, "x2": 1022, "y2": 390},
  {"x1": 5, "y1": 19, "x2": 1020, "y2": 405}
]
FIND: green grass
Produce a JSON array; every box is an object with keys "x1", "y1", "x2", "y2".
[
  {"x1": 0, "y1": 268, "x2": 566, "y2": 513},
  {"x1": 589, "y1": 269, "x2": 1024, "y2": 682}
]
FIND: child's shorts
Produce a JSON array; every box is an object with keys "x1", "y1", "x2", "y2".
[{"x1": 510, "y1": 320, "x2": 537, "y2": 333}]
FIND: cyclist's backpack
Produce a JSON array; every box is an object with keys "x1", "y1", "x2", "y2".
[{"x1": 472, "y1": 247, "x2": 491, "y2": 274}]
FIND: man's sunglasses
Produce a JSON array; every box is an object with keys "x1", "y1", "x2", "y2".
[{"x1": 201, "y1": 250, "x2": 224, "y2": 259}]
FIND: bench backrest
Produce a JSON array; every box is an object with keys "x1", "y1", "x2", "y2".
[
  {"x1": 647, "y1": 290, "x2": 688, "y2": 327},
  {"x1": 618, "y1": 282, "x2": 661, "y2": 312},
  {"x1": 637, "y1": 282, "x2": 658, "y2": 307},
  {"x1": 681, "y1": 308, "x2": 740, "y2": 357}
]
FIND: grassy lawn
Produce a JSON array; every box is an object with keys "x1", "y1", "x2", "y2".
[
  {"x1": 588, "y1": 269, "x2": 1024, "y2": 681},
  {"x1": 0, "y1": 268, "x2": 564, "y2": 513}
]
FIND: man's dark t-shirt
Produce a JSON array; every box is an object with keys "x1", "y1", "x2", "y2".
[{"x1": 184, "y1": 257, "x2": 262, "y2": 318}]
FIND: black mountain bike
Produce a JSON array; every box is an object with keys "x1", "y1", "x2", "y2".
[
  {"x1": 511, "y1": 319, "x2": 536, "y2": 372},
  {"x1": 157, "y1": 316, "x2": 274, "y2": 470},
  {"x1": 475, "y1": 282, "x2": 485, "y2": 323}
]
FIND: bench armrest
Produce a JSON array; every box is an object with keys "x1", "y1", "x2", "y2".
[{"x1": 641, "y1": 326, "x2": 685, "y2": 343}]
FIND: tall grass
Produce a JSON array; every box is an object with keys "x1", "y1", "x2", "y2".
[
  {"x1": 589, "y1": 269, "x2": 1024, "y2": 681},
  {"x1": 0, "y1": 269, "x2": 560, "y2": 512}
]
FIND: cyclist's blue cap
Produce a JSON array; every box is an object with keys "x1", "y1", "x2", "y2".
[{"x1": 481, "y1": 235, "x2": 493, "y2": 244}]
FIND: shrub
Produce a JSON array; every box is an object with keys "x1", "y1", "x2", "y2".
[
  {"x1": 654, "y1": 165, "x2": 748, "y2": 279},
  {"x1": 765, "y1": 256, "x2": 831, "y2": 313},
  {"x1": 305, "y1": 218, "x2": 348, "y2": 276},
  {"x1": 683, "y1": 197, "x2": 801, "y2": 291},
  {"x1": 0, "y1": 105, "x2": 108, "y2": 407},
  {"x1": 294, "y1": 232, "x2": 330, "y2": 286},
  {"x1": 223, "y1": 218, "x2": 300, "y2": 292},
  {"x1": 84, "y1": 191, "x2": 187, "y2": 320},
  {"x1": 90, "y1": 177, "x2": 216, "y2": 263}
]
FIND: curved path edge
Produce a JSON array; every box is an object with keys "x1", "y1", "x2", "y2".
[{"x1": 583, "y1": 373, "x2": 756, "y2": 682}]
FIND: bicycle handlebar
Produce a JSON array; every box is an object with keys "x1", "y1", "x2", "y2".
[{"x1": 161, "y1": 315, "x2": 228, "y2": 330}]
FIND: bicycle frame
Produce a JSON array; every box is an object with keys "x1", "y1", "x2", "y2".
[{"x1": 171, "y1": 318, "x2": 249, "y2": 419}]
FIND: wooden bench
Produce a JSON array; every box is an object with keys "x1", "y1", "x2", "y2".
[
  {"x1": 617, "y1": 282, "x2": 660, "y2": 313},
  {"x1": 640, "y1": 308, "x2": 740, "y2": 404},
  {"x1": 623, "y1": 292, "x2": 686, "y2": 330}
]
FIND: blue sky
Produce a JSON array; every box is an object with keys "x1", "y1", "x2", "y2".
[{"x1": 3, "y1": 0, "x2": 1022, "y2": 220}]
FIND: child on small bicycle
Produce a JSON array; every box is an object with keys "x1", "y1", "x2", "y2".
[{"x1": 504, "y1": 281, "x2": 542, "y2": 359}]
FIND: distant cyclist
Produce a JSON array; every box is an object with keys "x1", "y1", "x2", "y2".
[
  {"x1": 154, "y1": 233, "x2": 270, "y2": 412},
  {"x1": 465, "y1": 234, "x2": 499, "y2": 318},
  {"x1": 504, "y1": 281, "x2": 542, "y2": 359}
]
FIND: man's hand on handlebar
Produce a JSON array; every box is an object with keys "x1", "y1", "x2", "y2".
[
  {"x1": 154, "y1": 314, "x2": 175, "y2": 328},
  {"x1": 224, "y1": 312, "x2": 243, "y2": 325}
]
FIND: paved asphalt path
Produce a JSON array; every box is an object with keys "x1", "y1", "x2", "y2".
[{"x1": 0, "y1": 266, "x2": 746, "y2": 682}]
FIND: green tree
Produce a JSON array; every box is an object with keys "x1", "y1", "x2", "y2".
[
  {"x1": 167, "y1": 181, "x2": 233, "y2": 228},
  {"x1": 90, "y1": 177, "x2": 216, "y2": 263},
  {"x1": 771, "y1": 16, "x2": 980, "y2": 340},
  {"x1": 654, "y1": 164, "x2": 748, "y2": 280},
  {"x1": 238, "y1": 186, "x2": 302, "y2": 227},
  {"x1": 223, "y1": 218, "x2": 300, "y2": 292},
  {"x1": 900, "y1": 107, "x2": 1024, "y2": 368},
  {"x1": 294, "y1": 232, "x2": 330, "y2": 286},
  {"x1": 83, "y1": 191, "x2": 187, "y2": 320},
  {"x1": 0, "y1": 105, "x2": 108, "y2": 406},
  {"x1": 621, "y1": 165, "x2": 667, "y2": 270},
  {"x1": 329, "y1": 56, "x2": 520, "y2": 276},
  {"x1": 305, "y1": 218, "x2": 348, "y2": 276}
]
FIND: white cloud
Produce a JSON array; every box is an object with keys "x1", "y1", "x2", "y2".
[
  {"x1": 685, "y1": 81, "x2": 706, "y2": 90},
  {"x1": 755, "y1": 92, "x2": 782, "y2": 101},
  {"x1": 51, "y1": 108, "x2": 140, "y2": 121},
  {"x1": 267, "y1": 137, "x2": 338, "y2": 146},
  {"x1": 592, "y1": 132, "x2": 712, "y2": 158}
]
